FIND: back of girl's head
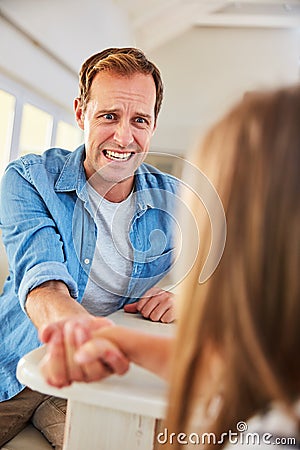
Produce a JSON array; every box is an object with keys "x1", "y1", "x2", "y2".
[{"x1": 167, "y1": 84, "x2": 300, "y2": 448}]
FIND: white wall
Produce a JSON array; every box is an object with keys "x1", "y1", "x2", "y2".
[
  {"x1": 0, "y1": 0, "x2": 134, "y2": 112},
  {"x1": 0, "y1": 15, "x2": 77, "y2": 112},
  {"x1": 149, "y1": 27, "x2": 300, "y2": 156}
]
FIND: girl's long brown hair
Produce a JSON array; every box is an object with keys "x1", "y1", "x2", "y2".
[{"x1": 165, "y1": 85, "x2": 300, "y2": 449}]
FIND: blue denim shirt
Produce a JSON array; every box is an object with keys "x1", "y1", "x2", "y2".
[{"x1": 0, "y1": 145, "x2": 179, "y2": 401}]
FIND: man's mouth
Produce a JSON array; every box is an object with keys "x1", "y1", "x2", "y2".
[{"x1": 103, "y1": 150, "x2": 133, "y2": 161}]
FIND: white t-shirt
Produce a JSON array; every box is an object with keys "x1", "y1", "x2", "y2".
[{"x1": 81, "y1": 183, "x2": 134, "y2": 316}]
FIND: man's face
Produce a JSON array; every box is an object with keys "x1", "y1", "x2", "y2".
[{"x1": 75, "y1": 71, "x2": 157, "y2": 192}]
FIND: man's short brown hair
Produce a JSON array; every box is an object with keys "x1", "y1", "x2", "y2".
[{"x1": 78, "y1": 47, "x2": 163, "y2": 123}]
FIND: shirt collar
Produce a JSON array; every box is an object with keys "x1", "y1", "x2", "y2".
[
  {"x1": 134, "y1": 164, "x2": 157, "y2": 210},
  {"x1": 54, "y1": 144, "x2": 87, "y2": 197}
]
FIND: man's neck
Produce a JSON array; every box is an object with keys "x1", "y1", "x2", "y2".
[{"x1": 87, "y1": 176, "x2": 134, "y2": 203}]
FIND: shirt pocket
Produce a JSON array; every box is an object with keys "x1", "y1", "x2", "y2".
[{"x1": 142, "y1": 247, "x2": 175, "y2": 278}]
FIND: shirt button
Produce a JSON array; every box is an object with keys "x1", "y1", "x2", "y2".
[{"x1": 84, "y1": 258, "x2": 90, "y2": 265}]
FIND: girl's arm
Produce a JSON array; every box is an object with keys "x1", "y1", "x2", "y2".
[{"x1": 75, "y1": 325, "x2": 174, "y2": 380}]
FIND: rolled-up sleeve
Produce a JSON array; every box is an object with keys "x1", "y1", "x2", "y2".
[{"x1": 19, "y1": 261, "x2": 78, "y2": 311}]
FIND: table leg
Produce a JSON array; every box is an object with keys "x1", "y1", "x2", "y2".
[{"x1": 63, "y1": 400, "x2": 157, "y2": 450}]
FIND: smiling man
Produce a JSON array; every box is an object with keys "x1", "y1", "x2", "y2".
[
  {"x1": 78, "y1": 71, "x2": 156, "y2": 197},
  {"x1": 0, "y1": 48, "x2": 179, "y2": 448}
]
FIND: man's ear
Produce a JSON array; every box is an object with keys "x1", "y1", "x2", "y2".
[{"x1": 74, "y1": 97, "x2": 84, "y2": 130}]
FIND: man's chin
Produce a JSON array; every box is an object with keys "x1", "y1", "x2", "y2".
[{"x1": 93, "y1": 167, "x2": 135, "y2": 186}]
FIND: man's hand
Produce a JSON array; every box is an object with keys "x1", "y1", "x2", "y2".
[
  {"x1": 124, "y1": 287, "x2": 175, "y2": 323},
  {"x1": 39, "y1": 316, "x2": 129, "y2": 387}
]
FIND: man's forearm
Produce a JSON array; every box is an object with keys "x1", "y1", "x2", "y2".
[{"x1": 25, "y1": 280, "x2": 90, "y2": 330}]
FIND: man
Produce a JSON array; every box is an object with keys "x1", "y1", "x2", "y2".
[{"x1": 0, "y1": 47, "x2": 178, "y2": 448}]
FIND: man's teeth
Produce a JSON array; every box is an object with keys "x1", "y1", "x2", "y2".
[{"x1": 105, "y1": 150, "x2": 132, "y2": 161}]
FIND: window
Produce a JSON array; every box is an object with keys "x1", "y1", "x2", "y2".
[
  {"x1": 0, "y1": 73, "x2": 82, "y2": 172},
  {"x1": 55, "y1": 120, "x2": 82, "y2": 150},
  {"x1": 0, "y1": 89, "x2": 15, "y2": 176},
  {"x1": 19, "y1": 103, "x2": 53, "y2": 156}
]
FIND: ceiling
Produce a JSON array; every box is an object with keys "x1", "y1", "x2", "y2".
[
  {"x1": 115, "y1": 0, "x2": 300, "y2": 50},
  {"x1": 0, "y1": 0, "x2": 299, "y2": 78},
  {"x1": 0, "y1": 0, "x2": 299, "y2": 156}
]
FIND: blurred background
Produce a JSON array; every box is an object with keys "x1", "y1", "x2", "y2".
[{"x1": 0, "y1": 0, "x2": 299, "y2": 177}]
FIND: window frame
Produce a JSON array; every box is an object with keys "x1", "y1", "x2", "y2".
[{"x1": 0, "y1": 71, "x2": 82, "y2": 166}]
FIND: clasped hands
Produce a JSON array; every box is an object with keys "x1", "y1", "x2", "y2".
[{"x1": 39, "y1": 288, "x2": 174, "y2": 387}]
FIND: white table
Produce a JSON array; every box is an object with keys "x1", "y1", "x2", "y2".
[{"x1": 17, "y1": 311, "x2": 174, "y2": 450}]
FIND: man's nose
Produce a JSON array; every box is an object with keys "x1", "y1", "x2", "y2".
[{"x1": 113, "y1": 122, "x2": 134, "y2": 148}]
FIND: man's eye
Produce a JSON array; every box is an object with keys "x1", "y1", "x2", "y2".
[
  {"x1": 103, "y1": 113, "x2": 115, "y2": 120},
  {"x1": 135, "y1": 117, "x2": 146, "y2": 124}
]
